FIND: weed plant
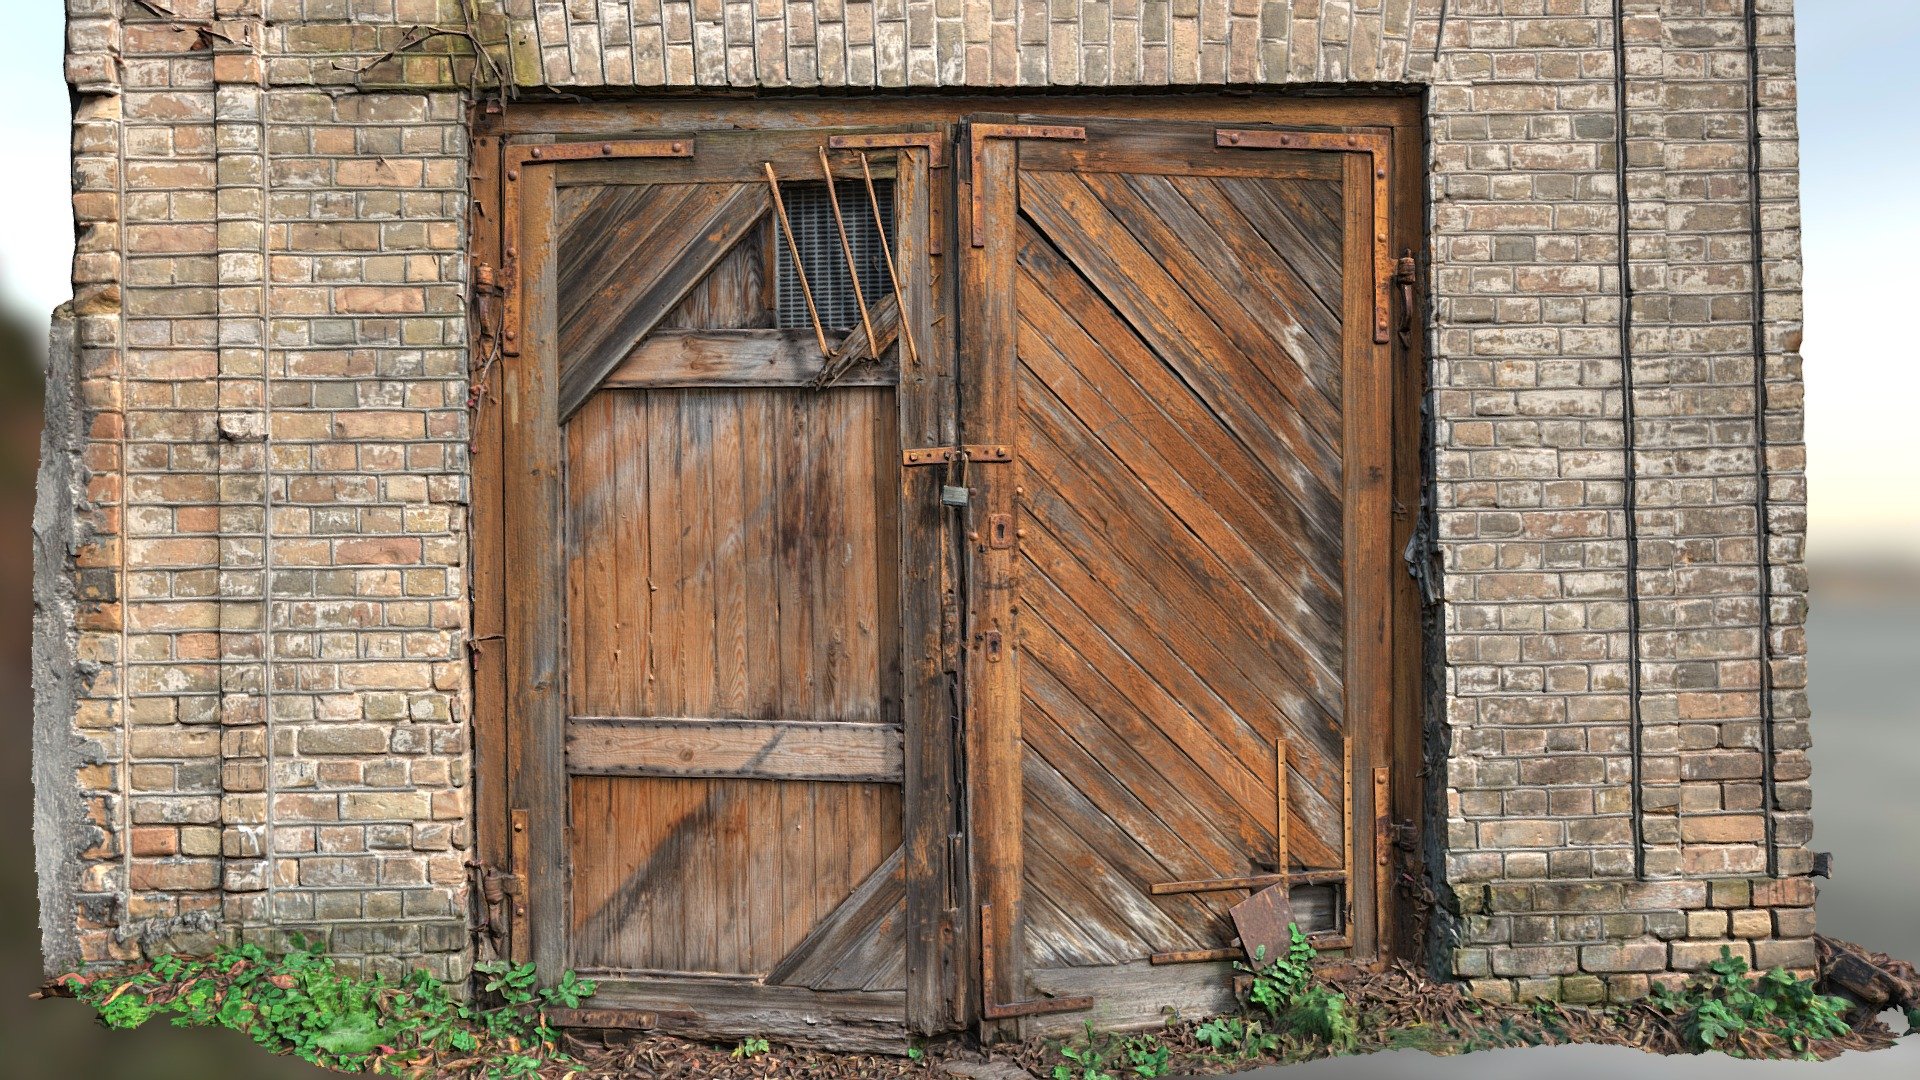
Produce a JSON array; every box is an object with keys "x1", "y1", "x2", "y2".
[{"x1": 61, "y1": 940, "x2": 596, "y2": 1077}]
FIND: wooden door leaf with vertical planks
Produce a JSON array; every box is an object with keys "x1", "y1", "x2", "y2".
[{"x1": 501, "y1": 127, "x2": 944, "y2": 1049}]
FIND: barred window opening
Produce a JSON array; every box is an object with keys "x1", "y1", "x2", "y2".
[{"x1": 775, "y1": 180, "x2": 896, "y2": 332}]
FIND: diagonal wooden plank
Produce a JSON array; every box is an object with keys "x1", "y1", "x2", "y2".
[
  {"x1": 1209, "y1": 176, "x2": 1347, "y2": 314},
  {"x1": 1098, "y1": 171, "x2": 1345, "y2": 408},
  {"x1": 1146, "y1": 174, "x2": 1347, "y2": 395},
  {"x1": 1023, "y1": 606, "x2": 1288, "y2": 867},
  {"x1": 1022, "y1": 750, "x2": 1222, "y2": 960},
  {"x1": 767, "y1": 844, "x2": 906, "y2": 989},
  {"x1": 1021, "y1": 654, "x2": 1246, "y2": 886},
  {"x1": 1019, "y1": 169, "x2": 1344, "y2": 470},
  {"x1": 1024, "y1": 602, "x2": 1346, "y2": 871},
  {"x1": 1015, "y1": 502, "x2": 1348, "y2": 834},
  {"x1": 1014, "y1": 230, "x2": 1345, "y2": 588},
  {"x1": 559, "y1": 183, "x2": 772, "y2": 419},
  {"x1": 1020, "y1": 367, "x2": 1349, "y2": 726},
  {"x1": 559, "y1": 184, "x2": 697, "y2": 320},
  {"x1": 1016, "y1": 552, "x2": 1277, "y2": 821},
  {"x1": 1016, "y1": 291, "x2": 1344, "y2": 648}
]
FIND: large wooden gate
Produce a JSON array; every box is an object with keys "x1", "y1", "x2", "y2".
[{"x1": 477, "y1": 99, "x2": 1419, "y2": 1048}]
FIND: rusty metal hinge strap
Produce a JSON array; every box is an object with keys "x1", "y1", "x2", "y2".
[
  {"x1": 827, "y1": 132, "x2": 948, "y2": 167},
  {"x1": 1215, "y1": 127, "x2": 1395, "y2": 344},
  {"x1": 980, "y1": 903, "x2": 1094, "y2": 1020},
  {"x1": 970, "y1": 123, "x2": 1087, "y2": 246}
]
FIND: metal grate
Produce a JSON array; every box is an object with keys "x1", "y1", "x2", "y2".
[{"x1": 775, "y1": 179, "x2": 896, "y2": 332}]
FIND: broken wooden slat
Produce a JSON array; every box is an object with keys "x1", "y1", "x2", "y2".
[{"x1": 566, "y1": 717, "x2": 904, "y2": 783}]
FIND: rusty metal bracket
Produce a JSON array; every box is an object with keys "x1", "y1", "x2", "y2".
[
  {"x1": 1216, "y1": 127, "x2": 1395, "y2": 344},
  {"x1": 970, "y1": 123, "x2": 1087, "y2": 246},
  {"x1": 498, "y1": 138, "x2": 696, "y2": 356},
  {"x1": 1149, "y1": 868, "x2": 1349, "y2": 897},
  {"x1": 980, "y1": 903, "x2": 1094, "y2": 1020},
  {"x1": 903, "y1": 444, "x2": 1012, "y2": 467},
  {"x1": 507, "y1": 808, "x2": 531, "y2": 962},
  {"x1": 828, "y1": 131, "x2": 948, "y2": 168}
]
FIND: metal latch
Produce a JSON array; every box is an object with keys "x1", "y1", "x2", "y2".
[{"x1": 903, "y1": 445, "x2": 1012, "y2": 467}]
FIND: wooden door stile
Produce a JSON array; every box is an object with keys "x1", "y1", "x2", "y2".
[{"x1": 504, "y1": 167, "x2": 569, "y2": 977}]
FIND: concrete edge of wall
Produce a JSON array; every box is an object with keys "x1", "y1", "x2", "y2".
[{"x1": 34, "y1": 305, "x2": 92, "y2": 980}]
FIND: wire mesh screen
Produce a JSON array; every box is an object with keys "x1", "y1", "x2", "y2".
[{"x1": 775, "y1": 180, "x2": 897, "y2": 332}]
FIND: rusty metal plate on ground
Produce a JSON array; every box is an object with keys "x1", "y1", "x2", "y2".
[{"x1": 1230, "y1": 882, "x2": 1295, "y2": 967}]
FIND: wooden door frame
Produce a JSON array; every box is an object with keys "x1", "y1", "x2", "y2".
[{"x1": 469, "y1": 94, "x2": 1428, "y2": 1038}]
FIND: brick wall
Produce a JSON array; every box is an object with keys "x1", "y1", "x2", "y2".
[{"x1": 41, "y1": 0, "x2": 1813, "y2": 1003}]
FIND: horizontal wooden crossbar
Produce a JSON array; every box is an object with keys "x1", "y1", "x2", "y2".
[
  {"x1": 601, "y1": 329, "x2": 900, "y2": 389},
  {"x1": 567, "y1": 717, "x2": 905, "y2": 783}
]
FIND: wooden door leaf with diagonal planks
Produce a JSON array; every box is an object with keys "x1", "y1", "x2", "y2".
[{"x1": 963, "y1": 118, "x2": 1398, "y2": 1038}]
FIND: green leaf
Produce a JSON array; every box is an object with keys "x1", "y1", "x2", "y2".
[{"x1": 312, "y1": 1012, "x2": 389, "y2": 1057}]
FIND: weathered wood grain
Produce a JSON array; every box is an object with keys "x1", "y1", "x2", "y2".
[
  {"x1": 557, "y1": 182, "x2": 771, "y2": 418},
  {"x1": 567, "y1": 717, "x2": 906, "y2": 782},
  {"x1": 570, "y1": 778, "x2": 903, "y2": 976},
  {"x1": 768, "y1": 844, "x2": 908, "y2": 991},
  {"x1": 599, "y1": 329, "x2": 900, "y2": 388}
]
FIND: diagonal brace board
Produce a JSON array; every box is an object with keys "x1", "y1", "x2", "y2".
[
  {"x1": 1215, "y1": 128, "x2": 1396, "y2": 344},
  {"x1": 499, "y1": 138, "x2": 694, "y2": 360},
  {"x1": 555, "y1": 183, "x2": 772, "y2": 420}
]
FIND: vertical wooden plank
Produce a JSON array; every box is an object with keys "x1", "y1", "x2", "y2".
[
  {"x1": 746, "y1": 776, "x2": 781, "y2": 972},
  {"x1": 503, "y1": 169, "x2": 569, "y2": 977},
  {"x1": 839, "y1": 389, "x2": 882, "y2": 722},
  {"x1": 1341, "y1": 151, "x2": 1395, "y2": 963},
  {"x1": 712, "y1": 396, "x2": 749, "y2": 717},
  {"x1": 570, "y1": 395, "x2": 618, "y2": 715},
  {"x1": 775, "y1": 390, "x2": 816, "y2": 718},
  {"x1": 614, "y1": 394, "x2": 652, "y2": 716},
  {"x1": 894, "y1": 135, "x2": 966, "y2": 1034},
  {"x1": 871, "y1": 387, "x2": 904, "y2": 728},
  {"x1": 961, "y1": 126, "x2": 1023, "y2": 1040},
  {"x1": 470, "y1": 133, "x2": 509, "y2": 883},
  {"x1": 681, "y1": 392, "x2": 719, "y2": 718},
  {"x1": 741, "y1": 391, "x2": 780, "y2": 722},
  {"x1": 647, "y1": 393, "x2": 686, "y2": 715}
]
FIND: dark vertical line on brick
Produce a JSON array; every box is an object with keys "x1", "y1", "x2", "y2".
[
  {"x1": 1745, "y1": 0, "x2": 1780, "y2": 878},
  {"x1": 1613, "y1": 0, "x2": 1647, "y2": 880}
]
